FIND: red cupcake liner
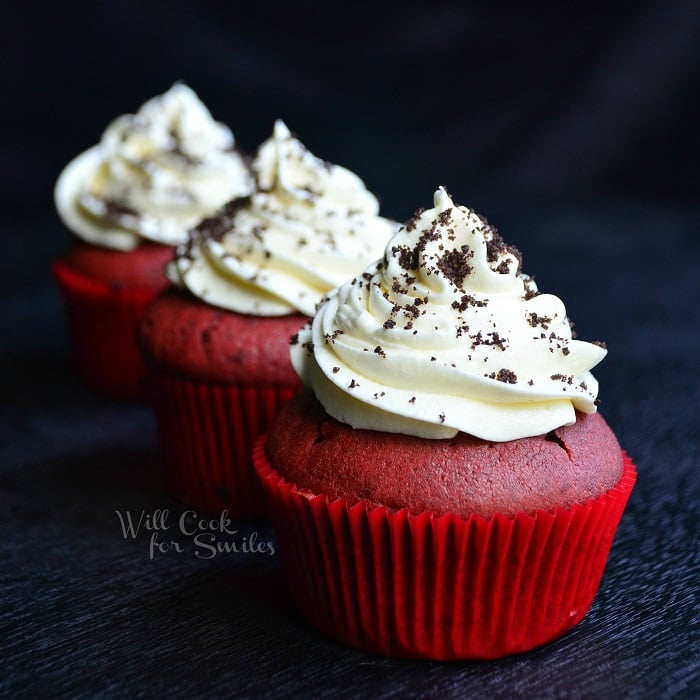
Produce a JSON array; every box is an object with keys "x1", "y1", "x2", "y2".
[
  {"x1": 52, "y1": 258, "x2": 165, "y2": 400},
  {"x1": 253, "y1": 441, "x2": 636, "y2": 660},
  {"x1": 147, "y1": 370, "x2": 300, "y2": 517}
]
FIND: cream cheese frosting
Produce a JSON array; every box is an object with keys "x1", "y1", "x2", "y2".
[
  {"x1": 54, "y1": 83, "x2": 253, "y2": 251},
  {"x1": 292, "y1": 187, "x2": 607, "y2": 441},
  {"x1": 168, "y1": 120, "x2": 398, "y2": 317}
]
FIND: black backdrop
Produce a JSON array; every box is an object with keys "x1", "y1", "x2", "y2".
[
  {"x1": 2, "y1": 2, "x2": 699, "y2": 698},
  {"x1": 5, "y1": 0, "x2": 699, "y2": 218}
]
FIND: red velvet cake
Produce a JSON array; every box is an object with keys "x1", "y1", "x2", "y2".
[
  {"x1": 265, "y1": 389, "x2": 624, "y2": 519},
  {"x1": 139, "y1": 288, "x2": 305, "y2": 386},
  {"x1": 56, "y1": 242, "x2": 175, "y2": 293}
]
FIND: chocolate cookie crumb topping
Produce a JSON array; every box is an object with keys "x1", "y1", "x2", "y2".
[
  {"x1": 551, "y1": 373, "x2": 574, "y2": 384},
  {"x1": 527, "y1": 312, "x2": 552, "y2": 329},
  {"x1": 485, "y1": 227, "x2": 522, "y2": 272},
  {"x1": 437, "y1": 208, "x2": 453, "y2": 226},
  {"x1": 404, "y1": 208, "x2": 425, "y2": 232},
  {"x1": 451, "y1": 293, "x2": 487, "y2": 311},
  {"x1": 487, "y1": 369, "x2": 518, "y2": 384},
  {"x1": 395, "y1": 245, "x2": 419, "y2": 271},
  {"x1": 102, "y1": 198, "x2": 139, "y2": 220},
  {"x1": 437, "y1": 246, "x2": 473, "y2": 288},
  {"x1": 190, "y1": 196, "x2": 249, "y2": 247}
]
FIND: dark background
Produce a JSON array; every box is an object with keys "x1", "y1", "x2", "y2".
[
  {"x1": 3, "y1": 1, "x2": 699, "y2": 698},
  {"x1": 5, "y1": 0, "x2": 699, "y2": 219}
]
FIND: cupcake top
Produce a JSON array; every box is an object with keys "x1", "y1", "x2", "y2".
[
  {"x1": 54, "y1": 83, "x2": 253, "y2": 251},
  {"x1": 292, "y1": 187, "x2": 607, "y2": 441},
  {"x1": 167, "y1": 120, "x2": 398, "y2": 317}
]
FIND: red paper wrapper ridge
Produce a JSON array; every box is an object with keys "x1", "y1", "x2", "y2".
[
  {"x1": 148, "y1": 371, "x2": 299, "y2": 517},
  {"x1": 253, "y1": 439, "x2": 636, "y2": 660},
  {"x1": 53, "y1": 258, "x2": 161, "y2": 400}
]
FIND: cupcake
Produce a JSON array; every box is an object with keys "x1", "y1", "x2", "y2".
[
  {"x1": 139, "y1": 120, "x2": 398, "y2": 516},
  {"x1": 53, "y1": 83, "x2": 253, "y2": 399},
  {"x1": 254, "y1": 187, "x2": 636, "y2": 659}
]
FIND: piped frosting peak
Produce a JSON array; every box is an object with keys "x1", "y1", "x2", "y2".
[{"x1": 292, "y1": 187, "x2": 607, "y2": 441}]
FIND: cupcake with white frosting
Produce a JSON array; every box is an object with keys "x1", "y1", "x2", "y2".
[
  {"x1": 53, "y1": 83, "x2": 252, "y2": 398},
  {"x1": 254, "y1": 188, "x2": 636, "y2": 659},
  {"x1": 139, "y1": 120, "x2": 397, "y2": 516}
]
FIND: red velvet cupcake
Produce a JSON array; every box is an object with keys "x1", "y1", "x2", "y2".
[
  {"x1": 52, "y1": 243, "x2": 175, "y2": 399},
  {"x1": 53, "y1": 83, "x2": 252, "y2": 399},
  {"x1": 140, "y1": 120, "x2": 397, "y2": 516},
  {"x1": 139, "y1": 288, "x2": 304, "y2": 516},
  {"x1": 254, "y1": 188, "x2": 636, "y2": 660}
]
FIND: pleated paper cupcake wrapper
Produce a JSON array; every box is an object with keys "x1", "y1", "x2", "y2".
[
  {"x1": 147, "y1": 370, "x2": 300, "y2": 517},
  {"x1": 52, "y1": 258, "x2": 161, "y2": 400},
  {"x1": 253, "y1": 441, "x2": 636, "y2": 661}
]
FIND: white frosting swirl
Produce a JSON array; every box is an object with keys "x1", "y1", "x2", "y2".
[
  {"x1": 292, "y1": 188, "x2": 607, "y2": 441},
  {"x1": 54, "y1": 83, "x2": 253, "y2": 251},
  {"x1": 169, "y1": 120, "x2": 398, "y2": 317}
]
